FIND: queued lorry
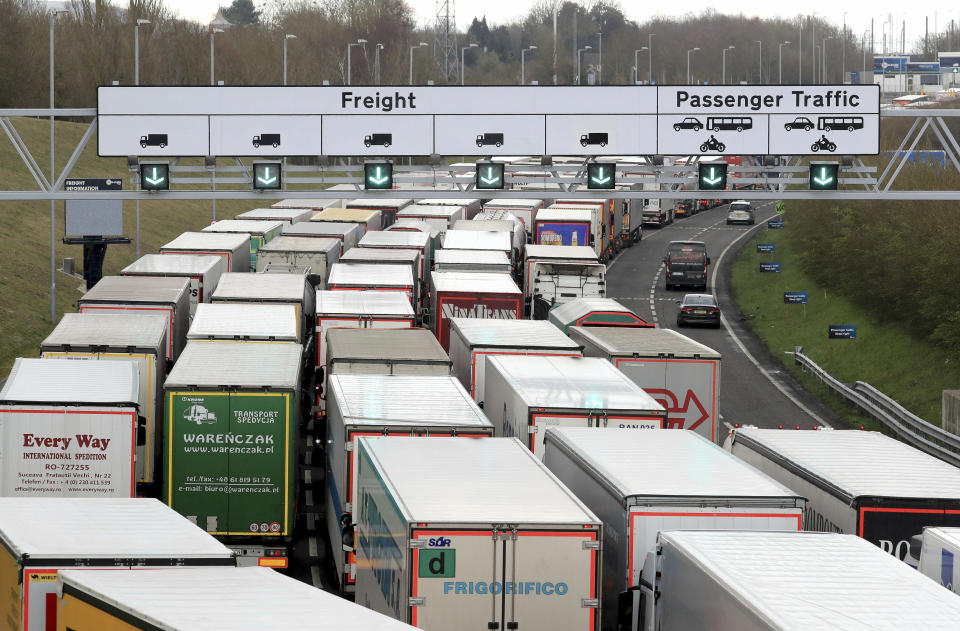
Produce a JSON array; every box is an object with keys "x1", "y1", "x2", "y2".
[
  {"x1": 311, "y1": 208, "x2": 383, "y2": 237},
  {"x1": 429, "y1": 271, "x2": 523, "y2": 351},
  {"x1": 0, "y1": 358, "x2": 140, "y2": 498},
  {"x1": 345, "y1": 198, "x2": 412, "y2": 229},
  {"x1": 210, "y1": 272, "x2": 315, "y2": 349},
  {"x1": 636, "y1": 530, "x2": 960, "y2": 631},
  {"x1": 255, "y1": 236, "x2": 341, "y2": 288},
  {"x1": 483, "y1": 355, "x2": 666, "y2": 458},
  {"x1": 523, "y1": 244, "x2": 605, "y2": 318},
  {"x1": 187, "y1": 303, "x2": 299, "y2": 343},
  {"x1": 397, "y1": 204, "x2": 465, "y2": 233},
  {"x1": 353, "y1": 437, "x2": 602, "y2": 631},
  {"x1": 482, "y1": 198, "x2": 543, "y2": 233},
  {"x1": 53, "y1": 566, "x2": 420, "y2": 631},
  {"x1": 726, "y1": 428, "x2": 960, "y2": 561},
  {"x1": 0, "y1": 497, "x2": 234, "y2": 631},
  {"x1": 163, "y1": 341, "x2": 304, "y2": 566},
  {"x1": 918, "y1": 526, "x2": 960, "y2": 592},
  {"x1": 201, "y1": 220, "x2": 284, "y2": 271},
  {"x1": 569, "y1": 327, "x2": 721, "y2": 444},
  {"x1": 121, "y1": 254, "x2": 226, "y2": 317},
  {"x1": 326, "y1": 374, "x2": 492, "y2": 591},
  {"x1": 417, "y1": 197, "x2": 482, "y2": 219},
  {"x1": 235, "y1": 207, "x2": 314, "y2": 225},
  {"x1": 358, "y1": 229, "x2": 432, "y2": 283},
  {"x1": 549, "y1": 297, "x2": 653, "y2": 335},
  {"x1": 283, "y1": 220, "x2": 359, "y2": 255},
  {"x1": 433, "y1": 249, "x2": 511, "y2": 274},
  {"x1": 160, "y1": 231, "x2": 250, "y2": 273},
  {"x1": 39, "y1": 313, "x2": 168, "y2": 489},
  {"x1": 328, "y1": 263, "x2": 417, "y2": 311},
  {"x1": 542, "y1": 428, "x2": 805, "y2": 631}
]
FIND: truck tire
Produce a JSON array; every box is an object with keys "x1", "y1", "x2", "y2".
[{"x1": 253, "y1": 142, "x2": 260, "y2": 148}]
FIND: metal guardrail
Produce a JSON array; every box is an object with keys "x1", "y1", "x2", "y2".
[{"x1": 793, "y1": 348, "x2": 960, "y2": 468}]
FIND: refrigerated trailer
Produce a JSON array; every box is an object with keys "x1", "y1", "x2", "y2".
[
  {"x1": 417, "y1": 197, "x2": 482, "y2": 219},
  {"x1": 433, "y1": 249, "x2": 512, "y2": 274},
  {"x1": 726, "y1": 428, "x2": 960, "y2": 561},
  {"x1": 0, "y1": 358, "x2": 140, "y2": 498},
  {"x1": 282, "y1": 221, "x2": 359, "y2": 255},
  {"x1": 187, "y1": 303, "x2": 299, "y2": 342},
  {"x1": 255, "y1": 236, "x2": 341, "y2": 288},
  {"x1": 387, "y1": 218, "x2": 442, "y2": 259},
  {"x1": 39, "y1": 313, "x2": 168, "y2": 488},
  {"x1": 483, "y1": 355, "x2": 666, "y2": 458},
  {"x1": 354, "y1": 436, "x2": 602, "y2": 631},
  {"x1": 164, "y1": 341, "x2": 303, "y2": 564},
  {"x1": 341, "y1": 248, "x2": 423, "y2": 291},
  {"x1": 542, "y1": 427, "x2": 804, "y2": 631},
  {"x1": 453, "y1": 217, "x2": 525, "y2": 269},
  {"x1": 397, "y1": 204, "x2": 465, "y2": 232},
  {"x1": 326, "y1": 375, "x2": 492, "y2": 591},
  {"x1": 235, "y1": 207, "x2": 314, "y2": 225},
  {"x1": 358, "y1": 229, "x2": 432, "y2": 281},
  {"x1": 54, "y1": 566, "x2": 420, "y2": 631},
  {"x1": 549, "y1": 297, "x2": 652, "y2": 335},
  {"x1": 160, "y1": 231, "x2": 250, "y2": 273},
  {"x1": 429, "y1": 271, "x2": 523, "y2": 351},
  {"x1": 272, "y1": 198, "x2": 348, "y2": 211},
  {"x1": 78, "y1": 275, "x2": 190, "y2": 362},
  {"x1": 482, "y1": 198, "x2": 544, "y2": 233},
  {"x1": 346, "y1": 198, "x2": 413, "y2": 229},
  {"x1": 570, "y1": 327, "x2": 721, "y2": 443},
  {"x1": 448, "y1": 317, "x2": 582, "y2": 405},
  {"x1": 121, "y1": 254, "x2": 225, "y2": 317},
  {"x1": 201, "y1": 220, "x2": 284, "y2": 271},
  {"x1": 918, "y1": 526, "x2": 960, "y2": 592},
  {"x1": 0, "y1": 497, "x2": 234, "y2": 631},
  {"x1": 328, "y1": 263, "x2": 417, "y2": 310},
  {"x1": 645, "y1": 531, "x2": 960, "y2": 631}
]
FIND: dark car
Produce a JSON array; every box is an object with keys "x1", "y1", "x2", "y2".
[
  {"x1": 784, "y1": 117, "x2": 815, "y2": 131},
  {"x1": 673, "y1": 117, "x2": 703, "y2": 132},
  {"x1": 676, "y1": 293, "x2": 720, "y2": 327}
]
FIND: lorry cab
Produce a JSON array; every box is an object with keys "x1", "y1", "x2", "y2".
[{"x1": 663, "y1": 241, "x2": 709, "y2": 291}]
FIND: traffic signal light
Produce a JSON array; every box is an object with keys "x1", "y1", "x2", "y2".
[
  {"x1": 139, "y1": 162, "x2": 169, "y2": 191},
  {"x1": 252, "y1": 162, "x2": 282, "y2": 191},
  {"x1": 363, "y1": 161, "x2": 393, "y2": 190},
  {"x1": 809, "y1": 163, "x2": 839, "y2": 190},
  {"x1": 475, "y1": 161, "x2": 505, "y2": 190},
  {"x1": 586, "y1": 161, "x2": 616, "y2": 190},
  {"x1": 697, "y1": 162, "x2": 727, "y2": 190}
]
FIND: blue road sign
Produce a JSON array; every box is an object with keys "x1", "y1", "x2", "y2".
[
  {"x1": 757, "y1": 243, "x2": 775, "y2": 253},
  {"x1": 767, "y1": 218, "x2": 785, "y2": 229},
  {"x1": 828, "y1": 325, "x2": 857, "y2": 339},
  {"x1": 64, "y1": 178, "x2": 122, "y2": 191},
  {"x1": 760, "y1": 262, "x2": 781, "y2": 273},
  {"x1": 783, "y1": 291, "x2": 808, "y2": 304}
]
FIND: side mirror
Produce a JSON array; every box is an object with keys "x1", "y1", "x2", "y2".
[
  {"x1": 706, "y1": 257, "x2": 712, "y2": 265},
  {"x1": 661, "y1": 256, "x2": 668, "y2": 263},
  {"x1": 675, "y1": 300, "x2": 681, "y2": 305}
]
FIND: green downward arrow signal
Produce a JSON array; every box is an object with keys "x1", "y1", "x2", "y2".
[
  {"x1": 144, "y1": 167, "x2": 165, "y2": 186},
  {"x1": 813, "y1": 167, "x2": 834, "y2": 186},
  {"x1": 368, "y1": 166, "x2": 390, "y2": 185},
  {"x1": 591, "y1": 166, "x2": 611, "y2": 185},
  {"x1": 479, "y1": 166, "x2": 501, "y2": 185},
  {"x1": 257, "y1": 167, "x2": 277, "y2": 185},
  {"x1": 702, "y1": 167, "x2": 722, "y2": 185}
]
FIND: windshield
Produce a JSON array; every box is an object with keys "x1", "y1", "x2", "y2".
[{"x1": 683, "y1": 295, "x2": 717, "y2": 306}]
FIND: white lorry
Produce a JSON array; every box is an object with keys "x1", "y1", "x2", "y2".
[
  {"x1": 542, "y1": 427, "x2": 804, "y2": 631},
  {"x1": 326, "y1": 375, "x2": 493, "y2": 591},
  {"x1": 918, "y1": 526, "x2": 960, "y2": 592},
  {"x1": 255, "y1": 236, "x2": 341, "y2": 288},
  {"x1": 282, "y1": 220, "x2": 359, "y2": 255},
  {"x1": 569, "y1": 327, "x2": 721, "y2": 443},
  {"x1": 523, "y1": 244, "x2": 605, "y2": 318},
  {"x1": 639, "y1": 530, "x2": 960, "y2": 631},
  {"x1": 726, "y1": 428, "x2": 960, "y2": 561},
  {"x1": 433, "y1": 249, "x2": 512, "y2": 274},
  {"x1": 121, "y1": 254, "x2": 226, "y2": 317},
  {"x1": 353, "y1": 437, "x2": 602, "y2": 631},
  {"x1": 187, "y1": 303, "x2": 299, "y2": 343},
  {"x1": 160, "y1": 231, "x2": 250, "y2": 273},
  {"x1": 482, "y1": 198, "x2": 544, "y2": 234},
  {"x1": 483, "y1": 355, "x2": 666, "y2": 459}
]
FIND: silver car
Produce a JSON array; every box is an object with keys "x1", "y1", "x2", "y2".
[{"x1": 726, "y1": 200, "x2": 755, "y2": 225}]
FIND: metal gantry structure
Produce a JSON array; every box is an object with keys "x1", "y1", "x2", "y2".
[{"x1": 434, "y1": 0, "x2": 459, "y2": 84}]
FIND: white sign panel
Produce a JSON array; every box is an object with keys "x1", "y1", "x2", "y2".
[
  {"x1": 98, "y1": 115, "x2": 209, "y2": 156},
  {"x1": 545, "y1": 115, "x2": 656, "y2": 155},
  {"x1": 768, "y1": 113, "x2": 880, "y2": 155},
  {"x1": 657, "y1": 114, "x2": 769, "y2": 156},
  {"x1": 210, "y1": 115, "x2": 322, "y2": 156},
  {"x1": 434, "y1": 115, "x2": 545, "y2": 155},
  {"x1": 321, "y1": 115, "x2": 433, "y2": 156}
]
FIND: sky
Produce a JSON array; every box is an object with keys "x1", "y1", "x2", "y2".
[{"x1": 161, "y1": 1, "x2": 960, "y2": 55}]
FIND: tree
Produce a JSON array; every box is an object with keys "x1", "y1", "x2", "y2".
[{"x1": 221, "y1": 0, "x2": 261, "y2": 26}]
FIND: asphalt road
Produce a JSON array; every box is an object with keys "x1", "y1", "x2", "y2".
[{"x1": 606, "y1": 201, "x2": 841, "y2": 433}]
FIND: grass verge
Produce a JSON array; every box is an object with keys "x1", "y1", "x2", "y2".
[{"x1": 730, "y1": 220, "x2": 960, "y2": 428}]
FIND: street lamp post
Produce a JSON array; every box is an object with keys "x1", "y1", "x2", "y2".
[
  {"x1": 822, "y1": 36, "x2": 833, "y2": 83},
  {"x1": 347, "y1": 39, "x2": 367, "y2": 86},
  {"x1": 577, "y1": 45, "x2": 592, "y2": 84},
  {"x1": 779, "y1": 41, "x2": 791, "y2": 84},
  {"x1": 597, "y1": 31, "x2": 602, "y2": 85},
  {"x1": 722, "y1": 45, "x2": 735, "y2": 84},
  {"x1": 134, "y1": 18, "x2": 150, "y2": 260},
  {"x1": 210, "y1": 28, "x2": 223, "y2": 86},
  {"x1": 648, "y1": 33, "x2": 654, "y2": 84},
  {"x1": 409, "y1": 42, "x2": 428, "y2": 85},
  {"x1": 521, "y1": 45, "x2": 537, "y2": 85},
  {"x1": 634, "y1": 47, "x2": 648, "y2": 84},
  {"x1": 755, "y1": 40, "x2": 762, "y2": 83},
  {"x1": 374, "y1": 43, "x2": 384, "y2": 85},
  {"x1": 686, "y1": 47, "x2": 699, "y2": 84},
  {"x1": 283, "y1": 34, "x2": 296, "y2": 86},
  {"x1": 842, "y1": 12, "x2": 847, "y2": 83},
  {"x1": 49, "y1": 9, "x2": 68, "y2": 322},
  {"x1": 461, "y1": 43, "x2": 478, "y2": 86},
  {"x1": 552, "y1": 0, "x2": 559, "y2": 85}
]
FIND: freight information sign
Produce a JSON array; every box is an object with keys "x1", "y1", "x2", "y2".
[{"x1": 98, "y1": 85, "x2": 879, "y2": 157}]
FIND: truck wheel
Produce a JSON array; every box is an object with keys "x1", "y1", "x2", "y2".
[
  {"x1": 272, "y1": 142, "x2": 280, "y2": 148},
  {"x1": 365, "y1": 141, "x2": 372, "y2": 147},
  {"x1": 383, "y1": 142, "x2": 391, "y2": 148},
  {"x1": 496, "y1": 142, "x2": 502, "y2": 147},
  {"x1": 253, "y1": 142, "x2": 260, "y2": 148},
  {"x1": 140, "y1": 143, "x2": 147, "y2": 148},
  {"x1": 476, "y1": 142, "x2": 483, "y2": 147},
  {"x1": 160, "y1": 143, "x2": 166, "y2": 148},
  {"x1": 600, "y1": 141, "x2": 607, "y2": 147}
]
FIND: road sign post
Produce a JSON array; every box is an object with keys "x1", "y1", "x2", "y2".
[
  {"x1": 252, "y1": 162, "x2": 282, "y2": 191},
  {"x1": 475, "y1": 161, "x2": 505, "y2": 190},
  {"x1": 363, "y1": 160, "x2": 393, "y2": 190},
  {"x1": 586, "y1": 161, "x2": 616, "y2": 190},
  {"x1": 698, "y1": 162, "x2": 727, "y2": 190}
]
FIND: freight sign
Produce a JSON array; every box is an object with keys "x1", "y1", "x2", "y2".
[
  {"x1": 783, "y1": 291, "x2": 808, "y2": 304},
  {"x1": 0, "y1": 408, "x2": 135, "y2": 497},
  {"x1": 828, "y1": 325, "x2": 857, "y2": 339},
  {"x1": 98, "y1": 85, "x2": 878, "y2": 157},
  {"x1": 64, "y1": 178, "x2": 122, "y2": 191}
]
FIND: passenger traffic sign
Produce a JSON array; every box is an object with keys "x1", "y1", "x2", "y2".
[
  {"x1": 252, "y1": 162, "x2": 282, "y2": 190},
  {"x1": 809, "y1": 163, "x2": 839, "y2": 190},
  {"x1": 475, "y1": 161, "x2": 505, "y2": 190},
  {"x1": 828, "y1": 325, "x2": 857, "y2": 339},
  {"x1": 757, "y1": 243, "x2": 775, "y2": 253},
  {"x1": 698, "y1": 163, "x2": 727, "y2": 190},
  {"x1": 586, "y1": 162, "x2": 616, "y2": 190},
  {"x1": 784, "y1": 291, "x2": 808, "y2": 304},
  {"x1": 759, "y1": 262, "x2": 781, "y2": 273},
  {"x1": 363, "y1": 161, "x2": 393, "y2": 190},
  {"x1": 139, "y1": 163, "x2": 169, "y2": 191}
]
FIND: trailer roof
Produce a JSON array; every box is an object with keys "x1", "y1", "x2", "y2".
[
  {"x1": 282, "y1": 221, "x2": 357, "y2": 238},
  {"x1": 416, "y1": 198, "x2": 480, "y2": 207},
  {"x1": 121, "y1": 254, "x2": 223, "y2": 276},
  {"x1": 327, "y1": 329, "x2": 450, "y2": 364},
  {"x1": 524, "y1": 244, "x2": 599, "y2": 261},
  {"x1": 359, "y1": 230, "x2": 430, "y2": 248},
  {"x1": 235, "y1": 208, "x2": 313, "y2": 222},
  {"x1": 258, "y1": 236, "x2": 340, "y2": 254},
  {"x1": 316, "y1": 290, "x2": 415, "y2": 316},
  {"x1": 346, "y1": 198, "x2": 412, "y2": 210},
  {"x1": 535, "y1": 208, "x2": 593, "y2": 222},
  {"x1": 545, "y1": 428, "x2": 797, "y2": 501},
  {"x1": 487, "y1": 355, "x2": 664, "y2": 412},
  {"x1": 80, "y1": 276, "x2": 189, "y2": 304},
  {"x1": 165, "y1": 341, "x2": 301, "y2": 389},
  {"x1": 311, "y1": 208, "x2": 380, "y2": 222},
  {"x1": 201, "y1": 219, "x2": 284, "y2": 235},
  {"x1": 570, "y1": 326, "x2": 720, "y2": 359},
  {"x1": 430, "y1": 271, "x2": 521, "y2": 294},
  {"x1": 328, "y1": 263, "x2": 414, "y2": 287},
  {"x1": 272, "y1": 198, "x2": 343, "y2": 210},
  {"x1": 659, "y1": 531, "x2": 960, "y2": 628},
  {"x1": 358, "y1": 437, "x2": 597, "y2": 524},
  {"x1": 57, "y1": 566, "x2": 417, "y2": 630},
  {"x1": 451, "y1": 318, "x2": 582, "y2": 350},
  {"x1": 398, "y1": 205, "x2": 462, "y2": 218},
  {"x1": 341, "y1": 248, "x2": 420, "y2": 265},
  {"x1": 1, "y1": 358, "x2": 139, "y2": 405},
  {"x1": 187, "y1": 304, "x2": 299, "y2": 341},
  {"x1": 388, "y1": 219, "x2": 441, "y2": 237},
  {"x1": 484, "y1": 198, "x2": 544, "y2": 208},
  {"x1": 549, "y1": 297, "x2": 637, "y2": 323},
  {"x1": 211, "y1": 273, "x2": 307, "y2": 302},
  {"x1": 434, "y1": 250, "x2": 511, "y2": 266},
  {"x1": 925, "y1": 527, "x2": 960, "y2": 550},
  {"x1": 733, "y1": 429, "x2": 960, "y2": 500},
  {"x1": 160, "y1": 231, "x2": 249, "y2": 251},
  {"x1": 0, "y1": 498, "x2": 232, "y2": 560},
  {"x1": 330, "y1": 376, "x2": 488, "y2": 428},
  {"x1": 41, "y1": 313, "x2": 168, "y2": 351},
  {"x1": 442, "y1": 230, "x2": 512, "y2": 251}
]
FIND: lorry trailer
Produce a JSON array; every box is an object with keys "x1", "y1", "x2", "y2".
[
  {"x1": 328, "y1": 263, "x2": 417, "y2": 310},
  {"x1": 311, "y1": 207, "x2": 383, "y2": 236},
  {"x1": 121, "y1": 253, "x2": 225, "y2": 317},
  {"x1": 433, "y1": 249, "x2": 512, "y2": 274},
  {"x1": 358, "y1": 229, "x2": 432, "y2": 282},
  {"x1": 160, "y1": 231, "x2": 250, "y2": 273},
  {"x1": 255, "y1": 236, "x2": 341, "y2": 288},
  {"x1": 397, "y1": 204, "x2": 465, "y2": 232},
  {"x1": 482, "y1": 198, "x2": 544, "y2": 233},
  {"x1": 353, "y1": 436, "x2": 602, "y2": 631},
  {"x1": 210, "y1": 272, "x2": 315, "y2": 350},
  {"x1": 326, "y1": 374, "x2": 492, "y2": 590},
  {"x1": 416, "y1": 197, "x2": 483, "y2": 219},
  {"x1": 346, "y1": 198, "x2": 413, "y2": 229},
  {"x1": 542, "y1": 427, "x2": 804, "y2": 631},
  {"x1": 483, "y1": 355, "x2": 666, "y2": 458},
  {"x1": 235, "y1": 207, "x2": 314, "y2": 225},
  {"x1": 726, "y1": 428, "x2": 960, "y2": 561},
  {"x1": 429, "y1": 271, "x2": 523, "y2": 351},
  {"x1": 39, "y1": 313, "x2": 168, "y2": 487},
  {"x1": 187, "y1": 303, "x2": 299, "y2": 343},
  {"x1": 282, "y1": 220, "x2": 359, "y2": 255},
  {"x1": 918, "y1": 526, "x2": 960, "y2": 592},
  {"x1": 201, "y1": 219, "x2": 284, "y2": 271}
]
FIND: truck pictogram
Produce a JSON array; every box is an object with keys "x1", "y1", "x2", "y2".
[{"x1": 184, "y1": 404, "x2": 217, "y2": 425}]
